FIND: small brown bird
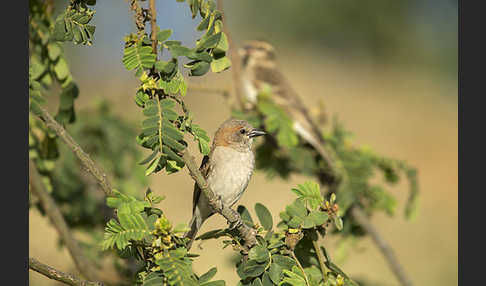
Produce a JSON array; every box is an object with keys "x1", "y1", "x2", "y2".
[
  {"x1": 238, "y1": 40, "x2": 334, "y2": 170},
  {"x1": 184, "y1": 118, "x2": 265, "y2": 249}
]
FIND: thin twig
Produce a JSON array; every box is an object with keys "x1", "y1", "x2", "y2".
[
  {"x1": 29, "y1": 257, "x2": 104, "y2": 286},
  {"x1": 351, "y1": 207, "x2": 413, "y2": 286},
  {"x1": 312, "y1": 240, "x2": 328, "y2": 283},
  {"x1": 34, "y1": 105, "x2": 113, "y2": 197},
  {"x1": 29, "y1": 161, "x2": 101, "y2": 281},
  {"x1": 217, "y1": 0, "x2": 245, "y2": 110},
  {"x1": 290, "y1": 250, "x2": 311, "y2": 286},
  {"x1": 181, "y1": 151, "x2": 257, "y2": 251},
  {"x1": 148, "y1": 0, "x2": 157, "y2": 55}
]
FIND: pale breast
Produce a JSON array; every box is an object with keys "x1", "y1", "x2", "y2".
[{"x1": 206, "y1": 146, "x2": 255, "y2": 207}]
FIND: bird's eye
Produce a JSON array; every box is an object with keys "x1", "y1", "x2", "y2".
[{"x1": 240, "y1": 129, "x2": 246, "y2": 134}]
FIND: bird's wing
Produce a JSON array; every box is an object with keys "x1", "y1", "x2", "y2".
[
  {"x1": 253, "y1": 64, "x2": 331, "y2": 161},
  {"x1": 191, "y1": 153, "x2": 211, "y2": 214},
  {"x1": 253, "y1": 65, "x2": 305, "y2": 108}
]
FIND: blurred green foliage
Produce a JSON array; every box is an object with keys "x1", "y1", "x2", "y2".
[{"x1": 49, "y1": 101, "x2": 148, "y2": 230}]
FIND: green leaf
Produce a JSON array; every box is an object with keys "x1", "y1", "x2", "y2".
[
  {"x1": 333, "y1": 216, "x2": 343, "y2": 231},
  {"x1": 47, "y1": 43, "x2": 62, "y2": 60},
  {"x1": 55, "y1": 82, "x2": 79, "y2": 125},
  {"x1": 249, "y1": 245, "x2": 270, "y2": 263},
  {"x1": 255, "y1": 203, "x2": 273, "y2": 230},
  {"x1": 241, "y1": 260, "x2": 266, "y2": 279},
  {"x1": 291, "y1": 181, "x2": 323, "y2": 210},
  {"x1": 54, "y1": 57, "x2": 70, "y2": 80},
  {"x1": 122, "y1": 43, "x2": 156, "y2": 71},
  {"x1": 210, "y1": 56, "x2": 231, "y2": 73},
  {"x1": 268, "y1": 262, "x2": 283, "y2": 284},
  {"x1": 252, "y1": 278, "x2": 263, "y2": 286},
  {"x1": 102, "y1": 216, "x2": 150, "y2": 250},
  {"x1": 307, "y1": 211, "x2": 329, "y2": 227},
  {"x1": 156, "y1": 249, "x2": 198, "y2": 286},
  {"x1": 213, "y1": 32, "x2": 229, "y2": 54},
  {"x1": 30, "y1": 56, "x2": 45, "y2": 80},
  {"x1": 237, "y1": 205, "x2": 254, "y2": 227},
  {"x1": 189, "y1": 61, "x2": 210, "y2": 76},
  {"x1": 272, "y1": 255, "x2": 296, "y2": 271},
  {"x1": 280, "y1": 269, "x2": 306, "y2": 286},
  {"x1": 61, "y1": 7, "x2": 96, "y2": 45},
  {"x1": 197, "y1": 16, "x2": 210, "y2": 31},
  {"x1": 197, "y1": 32, "x2": 222, "y2": 51},
  {"x1": 261, "y1": 272, "x2": 274, "y2": 286},
  {"x1": 142, "y1": 272, "x2": 164, "y2": 286},
  {"x1": 190, "y1": 123, "x2": 211, "y2": 155},
  {"x1": 199, "y1": 267, "x2": 217, "y2": 284},
  {"x1": 168, "y1": 44, "x2": 192, "y2": 58},
  {"x1": 145, "y1": 156, "x2": 162, "y2": 176},
  {"x1": 285, "y1": 199, "x2": 307, "y2": 220},
  {"x1": 188, "y1": 50, "x2": 213, "y2": 62},
  {"x1": 157, "y1": 29, "x2": 172, "y2": 42}
]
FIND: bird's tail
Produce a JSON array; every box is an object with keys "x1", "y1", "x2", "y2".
[{"x1": 184, "y1": 213, "x2": 203, "y2": 250}]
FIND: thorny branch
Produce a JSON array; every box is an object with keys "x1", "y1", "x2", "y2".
[
  {"x1": 29, "y1": 257, "x2": 104, "y2": 286},
  {"x1": 29, "y1": 161, "x2": 101, "y2": 281}
]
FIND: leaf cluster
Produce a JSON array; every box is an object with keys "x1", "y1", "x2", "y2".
[
  {"x1": 29, "y1": 0, "x2": 97, "y2": 126},
  {"x1": 197, "y1": 182, "x2": 356, "y2": 286},
  {"x1": 52, "y1": 0, "x2": 97, "y2": 45},
  {"x1": 123, "y1": 0, "x2": 231, "y2": 176},
  {"x1": 102, "y1": 189, "x2": 224, "y2": 286}
]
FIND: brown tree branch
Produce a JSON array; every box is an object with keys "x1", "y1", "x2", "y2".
[
  {"x1": 29, "y1": 257, "x2": 104, "y2": 286},
  {"x1": 34, "y1": 105, "x2": 113, "y2": 197},
  {"x1": 181, "y1": 151, "x2": 257, "y2": 251},
  {"x1": 29, "y1": 161, "x2": 101, "y2": 281},
  {"x1": 351, "y1": 207, "x2": 413, "y2": 286}
]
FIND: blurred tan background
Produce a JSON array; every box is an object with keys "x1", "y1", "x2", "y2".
[{"x1": 30, "y1": 1, "x2": 457, "y2": 285}]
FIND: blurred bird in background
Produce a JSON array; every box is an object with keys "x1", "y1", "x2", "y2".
[
  {"x1": 184, "y1": 118, "x2": 266, "y2": 249},
  {"x1": 238, "y1": 40, "x2": 335, "y2": 172}
]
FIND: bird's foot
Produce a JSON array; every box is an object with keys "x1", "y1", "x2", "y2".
[{"x1": 227, "y1": 208, "x2": 243, "y2": 230}]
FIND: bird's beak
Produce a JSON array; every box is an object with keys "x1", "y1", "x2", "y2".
[{"x1": 248, "y1": 129, "x2": 266, "y2": 138}]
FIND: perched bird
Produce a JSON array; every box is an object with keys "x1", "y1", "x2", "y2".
[
  {"x1": 184, "y1": 118, "x2": 266, "y2": 249},
  {"x1": 238, "y1": 40, "x2": 334, "y2": 171}
]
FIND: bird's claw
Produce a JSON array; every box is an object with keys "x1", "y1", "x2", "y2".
[{"x1": 228, "y1": 219, "x2": 242, "y2": 230}]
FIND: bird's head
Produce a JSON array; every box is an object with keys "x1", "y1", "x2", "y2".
[
  {"x1": 238, "y1": 40, "x2": 276, "y2": 69},
  {"x1": 213, "y1": 118, "x2": 266, "y2": 151}
]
